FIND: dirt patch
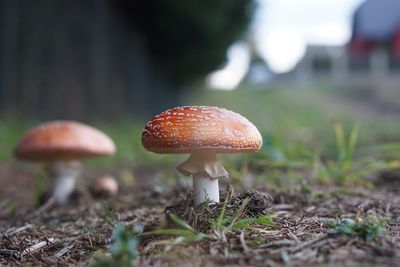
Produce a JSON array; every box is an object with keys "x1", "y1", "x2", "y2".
[
  {"x1": 0, "y1": 163, "x2": 37, "y2": 213},
  {"x1": 1, "y1": 164, "x2": 400, "y2": 266},
  {"x1": 141, "y1": 186, "x2": 400, "y2": 266}
]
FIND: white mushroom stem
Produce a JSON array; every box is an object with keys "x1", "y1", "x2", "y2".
[
  {"x1": 177, "y1": 151, "x2": 228, "y2": 206},
  {"x1": 47, "y1": 161, "x2": 82, "y2": 205},
  {"x1": 192, "y1": 173, "x2": 220, "y2": 206}
]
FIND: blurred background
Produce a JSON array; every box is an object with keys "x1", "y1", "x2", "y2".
[
  {"x1": 1, "y1": 0, "x2": 400, "y2": 163},
  {"x1": 0, "y1": 0, "x2": 255, "y2": 119}
]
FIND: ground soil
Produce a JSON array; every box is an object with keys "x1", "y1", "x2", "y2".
[{"x1": 1, "y1": 163, "x2": 400, "y2": 266}]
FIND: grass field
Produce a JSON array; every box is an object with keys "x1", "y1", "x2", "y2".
[{"x1": 1, "y1": 85, "x2": 400, "y2": 165}]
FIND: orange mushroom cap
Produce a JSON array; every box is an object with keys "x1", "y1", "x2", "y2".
[
  {"x1": 14, "y1": 121, "x2": 116, "y2": 161},
  {"x1": 142, "y1": 106, "x2": 262, "y2": 154}
]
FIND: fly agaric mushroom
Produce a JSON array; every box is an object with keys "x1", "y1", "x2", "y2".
[
  {"x1": 142, "y1": 106, "x2": 262, "y2": 206},
  {"x1": 14, "y1": 121, "x2": 115, "y2": 205}
]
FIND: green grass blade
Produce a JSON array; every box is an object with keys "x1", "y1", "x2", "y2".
[
  {"x1": 224, "y1": 197, "x2": 251, "y2": 232},
  {"x1": 145, "y1": 229, "x2": 196, "y2": 237},
  {"x1": 255, "y1": 215, "x2": 277, "y2": 226},
  {"x1": 214, "y1": 195, "x2": 230, "y2": 230},
  {"x1": 231, "y1": 218, "x2": 256, "y2": 230},
  {"x1": 331, "y1": 118, "x2": 346, "y2": 162},
  {"x1": 348, "y1": 124, "x2": 360, "y2": 160},
  {"x1": 168, "y1": 214, "x2": 196, "y2": 232}
]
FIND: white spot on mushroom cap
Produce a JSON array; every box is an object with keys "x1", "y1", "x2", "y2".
[{"x1": 223, "y1": 127, "x2": 232, "y2": 135}]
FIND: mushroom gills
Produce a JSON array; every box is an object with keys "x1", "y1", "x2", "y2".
[{"x1": 177, "y1": 152, "x2": 228, "y2": 178}]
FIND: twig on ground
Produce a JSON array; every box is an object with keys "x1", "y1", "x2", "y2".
[
  {"x1": 22, "y1": 238, "x2": 55, "y2": 256},
  {"x1": 54, "y1": 241, "x2": 75, "y2": 258},
  {"x1": 289, "y1": 234, "x2": 327, "y2": 253},
  {"x1": 239, "y1": 231, "x2": 250, "y2": 254},
  {"x1": 2, "y1": 224, "x2": 33, "y2": 238}
]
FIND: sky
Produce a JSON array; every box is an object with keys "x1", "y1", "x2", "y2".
[{"x1": 207, "y1": 0, "x2": 366, "y2": 90}]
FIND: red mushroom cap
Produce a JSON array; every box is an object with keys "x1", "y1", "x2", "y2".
[
  {"x1": 14, "y1": 121, "x2": 116, "y2": 161},
  {"x1": 142, "y1": 106, "x2": 262, "y2": 154}
]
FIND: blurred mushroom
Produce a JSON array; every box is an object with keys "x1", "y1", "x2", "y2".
[
  {"x1": 14, "y1": 121, "x2": 115, "y2": 205},
  {"x1": 90, "y1": 175, "x2": 119, "y2": 198},
  {"x1": 142, "y1": 106, "x2": 262, "y2": 206}
]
